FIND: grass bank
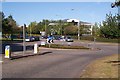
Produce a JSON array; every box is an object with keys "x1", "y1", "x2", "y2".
[{"x1": 80, "y1": 54, "x2": 119, "y2": 78}]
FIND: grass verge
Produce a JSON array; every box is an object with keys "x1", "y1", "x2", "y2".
[
  {"x1": 40, "y1": 44, "x2": 89, "y2": 49},
  {"x1": 80, "y1": 54, "x2": 119, "y2": 78}
]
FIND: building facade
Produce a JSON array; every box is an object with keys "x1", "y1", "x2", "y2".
[{"x1": 65, "y1": 19, "x2": 93, "y2": 36}]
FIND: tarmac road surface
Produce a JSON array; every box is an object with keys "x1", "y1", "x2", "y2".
[{"x1": 2, "y1": 40, "x2": 119, "y2": 78}]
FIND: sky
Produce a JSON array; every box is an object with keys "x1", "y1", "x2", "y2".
[{"x1": 2, "y1": 2, "x2": 118, "y2": 26}]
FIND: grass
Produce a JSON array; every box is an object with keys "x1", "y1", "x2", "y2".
[
  {"x1": 40, "y1": 44, "x2": 90, "y2": 49},
  {"x1": 80, "y1": 54, "x2": 119, "y2": 78}
]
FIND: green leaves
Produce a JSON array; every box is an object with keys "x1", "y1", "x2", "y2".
[{"x1": 100, "y1": 13, "x2": 119, "y2": 38}]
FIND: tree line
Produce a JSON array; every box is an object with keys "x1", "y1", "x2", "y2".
[{"x1": 1, "y1": 11, "x2": 119, "y2": 39}]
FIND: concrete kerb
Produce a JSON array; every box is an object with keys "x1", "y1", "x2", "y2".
[
  {"x1": 3, "y1": 44, "x2": 101, "y2": 60},
  {"x1": 4, "y1": 50, "x2": 52, "y2": 60}
]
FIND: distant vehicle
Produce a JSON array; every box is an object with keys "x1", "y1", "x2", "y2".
[
  {"x1": 65, "y1": 36, "x2": 74, "y2": 42},
  {"x1": 41, "y1": 36, "x2": 48, "y2": 39},
  {"x1": 25, "y1": 36, "x2": 35, "y2": 42},
  {"x1": 34, "y1": 36, "x2": 40, "y2": 41},
  {"x1": 52, "y1": 36, "x2": 61, "y2": 40},
  {"x1": 25, "y1": 36, "x2": 40, "y2": 42}
]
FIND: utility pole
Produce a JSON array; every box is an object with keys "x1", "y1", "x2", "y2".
[{"x1": 23, "y1": 24, "x2": 26, "y2": 55}]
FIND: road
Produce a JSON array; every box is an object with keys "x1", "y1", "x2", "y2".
[{"x1": 1, "y1": 40, "x2": 119, "y2": 78}]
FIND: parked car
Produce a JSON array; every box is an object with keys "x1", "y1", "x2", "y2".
[
  {"x1": 34, "y1": 36, "x2": 40, "y2": 41},
  {"x1": 65, "y1": 36, "x2": 74, "y2": 42},
  {"x1": 25, "y1": 36, "x2": 35, "y2": 42}
]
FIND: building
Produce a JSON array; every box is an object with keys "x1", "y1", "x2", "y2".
[
  {"x1": 65, "y1": 19, "x2": 93, "y2": 36},
  {"x1": 48, "y1": 19, "x2": 93, "y2": 36}
]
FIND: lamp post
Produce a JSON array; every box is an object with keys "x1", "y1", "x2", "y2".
[
  {"x1": 78, "y1": 21, "x2": 80, "y2": 40},
  {"x1": 70, "y1": 8, "x2": 80, "y2": 40},
  {"x1": 23, "y1": 24, "x2": 26, "y2": 55}
]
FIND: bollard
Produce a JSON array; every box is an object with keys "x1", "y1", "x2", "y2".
[
  {"x1": 5, "y1": 45, "x2": 11, "y2": 58},
  {"x1": 34, "y1": 43, "x2": 38, "y2": 54}
]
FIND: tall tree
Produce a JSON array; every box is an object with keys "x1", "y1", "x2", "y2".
[
  {"x1": 64, "y1": 25, "x2": 78, "y2": 35},
  {"x1": 2, "y1": 14, "x2": 18, "y2": 34},
  {"x1": 92, "y1": 23, "x2": 100, "y2": 37},
  {"x1": 111, "y1": 0, "x2": 120, "y2": 8},
  {"x1": 100, "y1": 13, "x2": 119, "y2": 38},
  {"x1": 27, "y1": 21, "x2": 38, "y2": 34}
]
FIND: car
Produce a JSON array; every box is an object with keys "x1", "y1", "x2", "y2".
[
  {"x1": 34, "y1": 36, "x2": 40, "y2": 41},
  {"x1": 65, "y1": 36, "x2": 74, "y2": 42},
  {"x1": 25, "y1": 36, "x2": 35, "y2": 42}
]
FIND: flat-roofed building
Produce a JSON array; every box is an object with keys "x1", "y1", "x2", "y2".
[{"x1": 65, "y1": 19, "x2": 93, "y2": 36}]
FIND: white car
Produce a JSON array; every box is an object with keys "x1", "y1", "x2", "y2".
[
  {"x1": 65, "y1": 36, "x2": 74, "y2": 42},
  {"x1": 25, "y1": 36, "x2": 35, "y2": 42}
]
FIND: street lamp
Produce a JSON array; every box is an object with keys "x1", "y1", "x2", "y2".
[{"x1": 70, "y1": 8, "x2": 80, "y2": 40}]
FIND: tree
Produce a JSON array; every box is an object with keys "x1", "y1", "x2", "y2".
[
  {"x1": 92, "y1": 23, "x2": 100, "y2": 37},
  {"x1": 64, "y1": 25, "x2": 78, "y2": 35},
  {"x1": 111, "y1": 0, "x2": 120, "y2": 8},
  {"x1": 79, "y1": 25, "x2": 85, "y2": 36},
  {"x1": 2, "y1": 14, "x2": 18, "y2": 34},
  {"x1": 0, "y1": 12, "x2": 4, "y2": 32},
  {"x1": 27, "y1": 21, "x2": 38, "y2": 34},
  {"x1": 100, "y1": 13, "x2": 119, "y2": 38}
]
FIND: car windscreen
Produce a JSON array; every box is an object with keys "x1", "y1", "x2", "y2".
[{"x1": 67, "y1": 37, "x2": 71, "y2": 39}]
